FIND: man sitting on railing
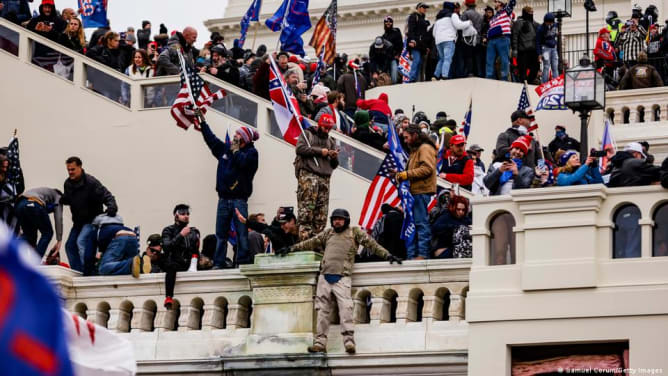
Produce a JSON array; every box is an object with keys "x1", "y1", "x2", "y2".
[
  {"x1": 162, "y1": 204, "x2": 200, "y2": 310},
  {"x1": 26, "y1": 0, "x2": 65, "y2": 42}
]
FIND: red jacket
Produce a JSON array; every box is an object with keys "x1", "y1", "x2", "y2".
[
  {"x1": 356, "y1": 93, "x2": 391, "y2": 115},
  {"x1": 441, "y1": 150, "x2": 475, "y2": 189},
  {"x1": 594, "y1": 38, "x2": 615, "y2": 68}
]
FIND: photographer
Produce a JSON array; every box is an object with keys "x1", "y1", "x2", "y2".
[
  {"x1": 161, "y1": 204, "x2": 200, "y2": 309},
  {"x1": 555, "y1": 150, "x2": 604, "y2": 186},
  {"x1": 202, "y1": 46, "x2": 240, "y2": 87},
  {"x1": 235, "y1": 206, "x2": 299, "y2": 252},
  {"x1": 26, "y1": 0, "x2": 66, "y2": 42}
]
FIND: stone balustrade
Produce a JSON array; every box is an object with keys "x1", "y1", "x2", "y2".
[
  {"x1": 605, "y1": 87, "x2": 668, "y2": 124},
  {"x1": 44, "y1": 252, "x2": 471, "y2": 374}
]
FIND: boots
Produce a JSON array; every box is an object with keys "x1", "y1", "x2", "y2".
[
  {"x1": 307, "y1": 343, "x2": 326, "y2": 353},
  {"x1": 344, "y1": 341, "x2": 356, "y2": 355}
]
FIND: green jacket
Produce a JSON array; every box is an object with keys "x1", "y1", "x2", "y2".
[{"x1": 291, "y1": 226, "x2": 390, "y2": 276}]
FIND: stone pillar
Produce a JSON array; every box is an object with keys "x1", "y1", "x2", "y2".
[
  {"x1": 130, "y1": 307, "x2": 156, "y2": 332},
  {"x1": 154, "y1": 308, "x2": 177, "y2": 332},
  {"x1": 369, "y1": 297, "x2": 390, "y2": 325},
  {"x1": 422, "y1": 295, "x2": 444, "y2": 323},
  {"x1": 226, "y1": 304, "x2": 249, "y2": 330},
  {"x1": 86, "y1": 309, "x2": 110, "y2": 328},
  {"x1": 448, "y1": 294, "x2": 464, "y2": 322},
  {"x1": 395, "y1": 296, "x2": 415, "y2": 324},
  {"x1": 106, "y1": 309, "x2": 121, "y2": 332},
  {"x1": 240, "y1": 252, "x2": 322, "y2": 354},
  {"x1": 202, "y1": 304, "x2": 226, "y2": 330},
  {"x1": 177, "y1": 304, "x2": 203, "y2": 331}
]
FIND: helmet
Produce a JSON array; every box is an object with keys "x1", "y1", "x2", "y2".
[
  {"x1": 605, "y1": 11, "x2": 618, "y2": 24},
  {"x1": 330, "y1": 208, "x2": 350, "y2": 232},
  {"x1": 412, "y1": 111, "x2": 429, "y2": 125}
]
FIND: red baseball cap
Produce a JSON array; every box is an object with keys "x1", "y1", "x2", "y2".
[
  {"x1": 318, "y1": 114, "x2": 335, "y2": 129},
  {"x1": 450, "y1": 135, "x2": 467, "y2": 146}
]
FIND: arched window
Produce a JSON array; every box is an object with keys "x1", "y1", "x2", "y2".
[
  {"x1": 489, "y1": 212, "x2": 516, "y2": 265},
  {"x1": 613, "y1": 205, "x2": 641, "y2": 259},
  {"x1": 653, "y1": 204, "x2": 668, "y2": 257}
]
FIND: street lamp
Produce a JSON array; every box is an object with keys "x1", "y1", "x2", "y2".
[
  {"x1": 564, "y1": 55, "x2": 605, "y2": 161},
  {"x1": 548, "y1": 0, "x2": 572, "y2": 75}
]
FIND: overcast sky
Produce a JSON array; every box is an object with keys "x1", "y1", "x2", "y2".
[{"x1": 30, "y1": 0, "x2": 229, "y2": 48}]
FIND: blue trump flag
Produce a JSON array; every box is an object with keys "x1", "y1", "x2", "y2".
[
  {"x1": 0, "y1": 226, "x2": 74, "y2": 376},
  {"x1": 78, "y1": 0, "x2": 108, "y2": 29},
  {"x1": 386, "y1": 118, "x2": 415, "y2": 247},
  {"x1": 239, "y1": 0, "x2": 262, "y2": 48},
  {"x1": 265, "y1": 0, "x2": 311, "y2": 56}
]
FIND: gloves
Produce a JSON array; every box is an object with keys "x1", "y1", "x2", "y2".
[
  {"x1": 388, "y1": 255, "x2": 403, "y2": 265},
  {"x1": 106, "y1": 208, "x2": 117, "y2": 217},
  {"x1": 395, "y1": 171, "x2": 408, "y2": 182},
  {"x1": 276, "y1": 247, "x2": 292, "y2": 257}
]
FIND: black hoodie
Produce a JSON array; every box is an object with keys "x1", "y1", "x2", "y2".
[
  {"x1": 607, "y1": 151, "x2": 661, "y2": 187},
  {"x1": 26, "y1": 3, "x2": 66, "y2": 42}
]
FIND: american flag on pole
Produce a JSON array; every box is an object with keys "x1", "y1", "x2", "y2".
[
  {"x1": 6, "y1": 137, "x2": 23, "y2": 194},
  {"x1": 269, "y1": 55, "x2": 309, "y2": 145},
  {"x1": 309, "y1": 0, "x2": 337, "y2": 64},
  {"x1": 398, "y1": 39, "x2": 412, "y2": 82},
  {"x1": 517, "y1": 84, "x2": 538, "y2": 132},
  {"x1": 359, "y1": 154, "x2": 402, "y2": 230},
  {"x1": 170, "y1": 55, "x2": 226, "y2": 131}
]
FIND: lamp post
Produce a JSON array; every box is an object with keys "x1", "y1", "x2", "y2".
[
  {"x1": 548, "y1": 0, "x2": 572, "y2": 74},
  {"x1": 564, "y1": 55, "x2": 605, "y2": 162}
]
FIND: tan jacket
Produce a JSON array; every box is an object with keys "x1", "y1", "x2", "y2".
[
  {"x1": 406, "y1": 143, "x2": 437, "y2": 195},
  {"x1": 294, "y1": 128, "x2": 339, "y2": 178},
  {"x1": 291, "y1": 227, "x2": 390, "y2": 276}
]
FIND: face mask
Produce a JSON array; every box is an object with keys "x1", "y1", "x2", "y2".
[
  {"x1": 517, "y1": 126, "x2": 528, "y2": 135},
  {"x1": 556, "y1": 130, "x2": 565, "y2": 138}
]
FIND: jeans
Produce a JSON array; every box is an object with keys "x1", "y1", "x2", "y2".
[
  {"x1": 434, "y1": 41, "x2": 456, "y2": 79},
  {"x1": 214, "y1": 198, "x2": 249, "y2": 267},
  {"x1": 99, "y1": 236, "x2": 139, "y2": 275},
  {"x1": 407, "y1": 194, "x2": 432, "y2": 259},
  {"x1": 65, "y1": 224, "x2": 96, "y2": 274},
  {"x1": 390, "y1": 59, "x2": 399, "y2": 84},
  {"x1": 409, "y1": 50, "x2": 423, "y2": 82},
  {"x1": 15, "y1": 198, "x2": 53, "y2": 257},
  {"x1": 541, "y1": 46, "x2": 559, "y2": 83},
  {"x1": 486, "y1": 36, "x2": 510, "y2": 81}
]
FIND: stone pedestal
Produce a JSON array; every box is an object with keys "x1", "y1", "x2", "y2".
[{"x1": 240, "y1": 251, "x2": 322, "y2": 355}]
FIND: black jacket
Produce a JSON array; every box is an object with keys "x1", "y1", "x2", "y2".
[
  {"x1": 61, "y1": 171, "x2": 117, "y2": 227},
  {"x1": 137, "y1": 28, "x2": 151, "y2": 50},
  {"x1": 431, "y1": 211, "x2": 472, "y2": 253},
  {"x1": 86, "y1": 45, "x2": 123, "y2": 72},
  {"x1": 406, "y1": 11, "x2": 430, "y2": 52},
  {"x1": 377, "y1": 208, "x2": 406, "y2": 260},
  {"x1": 161, "y1": 222, "x2": 201, "y2": 267},
  {"x1": 607, "y1": 151, "x2": 661, "y2": 187},
  {"x1": 351, "y1": 127, "x2": 385, "y2": 151},
  {"x1": 548, "y1": 134, "x2": 581, "y2": 154},
  {"x1": 26, "y1": 4, "x2": 66, "y2": 42},
  {"x1": 58, "y1": 32, "x2": 84, "y2": 54},
  {"x1": 213, "y1": 62, "x2": 241, "y2": 87},
  {"x1": 247, "y1": 219, "x2": 298, "y2": 252},
  {"x1": 660, "y1": 157, "x2": 668, "y2": 189},
  {"x1": 382, "y1": 26, "x2": 404, "y2": 57},
  {"x1": 88, "y1": 26, "x2": 110, "y2": 49}
]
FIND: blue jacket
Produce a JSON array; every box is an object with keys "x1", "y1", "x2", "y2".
[
  {"x1": 536, "y1": 23, "x2": 558, "y2": 54},
  {"x1": 556, "y1": 164, "x2": 603, "y2": 186},
  {"x1": 201, "y1": 122, "x2": 258, "y2": 200}
]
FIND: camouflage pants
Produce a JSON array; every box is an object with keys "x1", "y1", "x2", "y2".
[{"x1": 297, "y1": 170, "x2": 330, "y2": 241}]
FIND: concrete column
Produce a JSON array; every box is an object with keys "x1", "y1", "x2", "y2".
[
  {"x1": 639, "y1": 219, "x2": 654, "y2": 258},
  {"x1": 226, "y1": 304, "x2": 249, "y2": 330},
  {"x1": 202, "y1": 304, "x2": 226, "y2": 330},
  {"x1": 154, "y1": 308, "x2": 177, "y2": 332},
  {"x1": 86, "y1": 309, "x2": 110, "y2": 328},
  {"x1": 369, "y1": 297, "x2": 390, "y2": 324},
  {"x1": 131, "y1": 307, "x2": 156, "y2": 332},
  {"x1": 422, "y1": 295, "x2": 444, "y2": 322},
  {"x1": 448, "y1": 294, "x2": 464, "y2": 322},
  {"x1": 353, "y1": 297, "x2": 370, "y2": 324},
  {"x1": 177, "y1": 304, "x2": 202, "y2": 331},
  {"x1": 240, "y1": 251, "x2": 322, "y2": 354},
  {"x1": 106, "y1": 309, "x2": 121, "y2": 333}
]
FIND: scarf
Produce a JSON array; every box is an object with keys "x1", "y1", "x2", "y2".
[{"x1": 499, "y1": 158, "x2": 523, "y2": 185}]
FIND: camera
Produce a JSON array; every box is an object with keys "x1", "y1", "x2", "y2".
[
  {"x1": 280, "y1": 206, "x2": 294, "y2": 216},
  {"x1": 590, "y1": 149, "x2": 607, "y2": 158}
]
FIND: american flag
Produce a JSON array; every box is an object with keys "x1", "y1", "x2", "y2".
[
  {"x1": 170, "y1": 56, "x2": 226, "y2": 131},
  {"x1": 359, "y1": 154, "x2": 402, "y2": 230},
  {"x1": 6, "y1": 137, "x2": 23, "y2": 193},
  {"x1": 599, "y1": 119, "x2": 616, "y2": 173},
  {"x1": 309, "y1": 0, "x2": 337, "y2": 65},
  {"x1": 517, "y1": 84, "x2": 538, "y2": 132},
  {"x1": 269, "y1": 55, "x2": 308, "y2": 145},
  {"x1": 398, "y1": 39, "x2": 412, "y2": 82},
  {"x1": 461, "y1": 99, "x2": 472, "y2": 137},
  {"x1": 310, "y1": 47, "x2": 326, "y2": 91}
]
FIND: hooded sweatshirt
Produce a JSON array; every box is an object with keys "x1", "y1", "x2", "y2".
[{"x1": 26, "y1": 3, "x2": 66, "y2": 42}]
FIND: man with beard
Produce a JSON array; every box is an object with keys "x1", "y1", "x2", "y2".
[
  {"x1": 161, "y1": 204, "x2": 201, "y2": 309},
  {"x1": 277, "y1": 209, "x2": 402, "y2": 354},
  {"x1": 294, "y1": 114, "x2": 339, "y2": 241},
  {"x1": 381, "y1": 16, "x2": 403, "y2": 83},
  {"x1": 26, "y1": 0, "x2": 66, "y2": 42}
]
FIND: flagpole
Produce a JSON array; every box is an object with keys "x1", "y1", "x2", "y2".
[
  {"x1": 523, "y1": 80, "x2": 544, "y2": 161},
  {"x1": 251, "y1": 21, "x2": 259, "y2": 50}
]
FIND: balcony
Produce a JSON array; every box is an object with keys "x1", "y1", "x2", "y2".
[{"x1": 44, "y1": 254, "x2": 471, "y2": 374}]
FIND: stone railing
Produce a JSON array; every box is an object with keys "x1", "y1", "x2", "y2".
[
  {"x1": 44, "y1": 253, "x2": 471, "y2": 374},
  {"x1": 605, "y1": 87, "x2": 668, "y2": 124}
]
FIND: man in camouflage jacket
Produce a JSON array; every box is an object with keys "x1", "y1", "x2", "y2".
[{"x1": 278, "y1": 209, "x2": 402, "y2": 354}]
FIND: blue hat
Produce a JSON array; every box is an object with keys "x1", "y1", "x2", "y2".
[{"x1": 559, "y1": 150, "x2": 578, "y2": 166}]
